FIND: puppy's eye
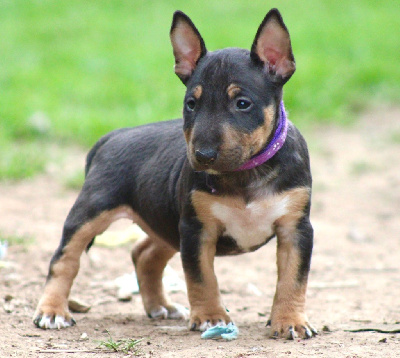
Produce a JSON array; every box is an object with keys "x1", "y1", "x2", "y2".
[
  {"x1": 186, "y1": 98, "x2": 196, "y2": 111},
  {"x1": 235, "y1": 98, "x2": 252, "y2": 111}
]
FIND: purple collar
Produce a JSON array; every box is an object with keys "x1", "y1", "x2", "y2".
[{"x1": 234, "y1": 101, "x2": 288, "y2": 171}]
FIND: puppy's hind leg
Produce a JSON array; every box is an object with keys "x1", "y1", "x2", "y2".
[
  {"x1": 132, "y1": 235, "x2": 188, "y2": 320},
  {"x1": 33, "y1": 187, "x2": 134, "y2": 329}
]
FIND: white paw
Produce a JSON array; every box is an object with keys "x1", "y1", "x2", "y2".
[
  {"x1": 36, "y1": 314, "x2": 75, "y2": 329},
  {"x1": 149, "y1": 307, "x2": 169, "y2": 319},
  {"x1": 199, "y1": 319, "x2": 226, "y2": 332},
  {"x1": 168, "y1": 303, "x2": 189, "y2": 320},
  {"x1": 149, "y1": 304, "x2": 189, "y2": 320}
]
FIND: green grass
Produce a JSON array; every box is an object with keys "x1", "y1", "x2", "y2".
[
  {"x1": 0, "y1": 0, "x2": 399, "y2": 179},
  {"x1": 350, "y1": 160, "x2": 377, "y2": 176},
  {"x1": 0, "y1": 137, "x2": 47, "y2": 180},
  {"x1": 390, "y1": 131, "x2": 400, "y2": 144},
  {"x1": 0, "y1": 232, "x2": 35, "y2": 247},
  {"x1": 97, "y1": 331, "x2": 142, "y2": 354}
]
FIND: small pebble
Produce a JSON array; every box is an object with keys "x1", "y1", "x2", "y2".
[
  {"x1": 322, "y1": 325, "x2": 331, "y2": 332},
  {"x1": 4, "y1": 294, "x2": 13, "y2": 302},
  {"x1": 117, "y1": 287, "x2": 133, "y2": 302},
  {"x1": 3, "y1": 302, "x2": 14, "y2": 313},
  {"x1": 68, "y1": 298, "x2": 91, "y2": 313}
]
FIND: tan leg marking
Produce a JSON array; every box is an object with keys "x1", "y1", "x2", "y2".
[
  {"x1": 270, "y1": 188, "x2": 316, "y2": 339},
  {"x1": 275, "y1": 187, "x2": 310, "y2": 232},
  {"x1": 34, "y1": 206, "x2": 134, "y2": 326},
  {"x1": 269, "y1": 242, "x2": 311, "y2": 338},
  {"x1": 132, "y1": 236, "x2": 185, "y2": 319},
  {"x1": 191, "y1": 190, "x2": 221, "y2": 234},
  {"x1": 184, "y1": 234, "x2": 231, "y2": 330},
  {"x1": 184, "y1": 191, "x2": 232, "y2": 329},
  {"x1": 130, "y1": 213, "x2": 188, "y2": 320}
]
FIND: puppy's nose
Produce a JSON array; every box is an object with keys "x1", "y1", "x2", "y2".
[{"x1": 195, "y1": 148, "x2": 218, "y2": 165}]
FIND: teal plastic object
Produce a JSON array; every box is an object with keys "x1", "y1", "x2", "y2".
[{"x1": 201, "y1": 322, "x2": 239, "y2": 340}]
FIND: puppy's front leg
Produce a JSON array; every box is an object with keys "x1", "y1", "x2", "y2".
[
  {"x1": 179, "y1": 218, "x2": 231, "y2": 331},
  {"x1": 269, "y1": 192, "x2": 317, "y2": 339}
]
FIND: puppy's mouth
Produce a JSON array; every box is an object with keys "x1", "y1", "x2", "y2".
[
  {"x1": 189, "y1": 156, "x2": 218, "y2": 172},
  {"x1": 191, "y1": 162, "x2": 221, "y2": 174}
]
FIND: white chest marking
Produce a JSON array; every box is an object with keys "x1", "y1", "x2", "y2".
[{"x1": 211, "y1": 196, "x2": 289, "y2": 251}]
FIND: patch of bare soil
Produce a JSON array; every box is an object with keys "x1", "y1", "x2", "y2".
[{"x1": 1, "y1": 107, "x2": 399, "y2": 357}]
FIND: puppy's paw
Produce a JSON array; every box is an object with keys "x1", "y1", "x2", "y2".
[
  {"x1": 33, "y1": 297, "x2": 75, "y2": 330},
  {"x1": 166, "y1": 303, "x2": 190, "y2": 319},
  {"x1": 189, "y1": 308, "x2": 232, "y2": 332},
  {"x1": 33, "y1": 313, "x2": 76, "y2": 330},
  {"x1": 268, "y1": 314, "x2": 317, "y2": 340},
  {"x1": 148, "y1": 303, "x2": 189, "y2": 320}
]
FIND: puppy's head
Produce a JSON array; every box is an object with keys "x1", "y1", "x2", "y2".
[{"x1": 170, "y1": 9, "x2": 295, "y2": 173}]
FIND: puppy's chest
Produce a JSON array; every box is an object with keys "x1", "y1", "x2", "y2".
[
  {"x1": 192, "y1": 190, "x2": 292, "y2": 252},
  {"x1": 212, "y1": 198, "x2": 286, "y2": 250}
]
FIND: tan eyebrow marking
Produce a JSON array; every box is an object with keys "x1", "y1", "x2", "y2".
[
  {"x1": 193, "y1": 85, "x2": 203, "y2": 99},
  {"x1": 227, "y1": 83, "x2": 241, "y2": 99}
]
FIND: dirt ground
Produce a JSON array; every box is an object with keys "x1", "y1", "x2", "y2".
[{"x1": 1, "y1": 106, "x2": 399, "y2": 357}]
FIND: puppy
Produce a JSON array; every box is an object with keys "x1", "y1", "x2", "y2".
[{"x1": 34, "y1": 8, "x2": 316, "y2": 340}]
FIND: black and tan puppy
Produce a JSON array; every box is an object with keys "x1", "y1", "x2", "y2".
[{"x1": 34, "y1": 9, "x2": 316, "y2": 339}]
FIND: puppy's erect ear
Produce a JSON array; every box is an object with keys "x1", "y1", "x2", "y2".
[
  {"x1": 251, "y1": 9, "x2": 295, "y2": 84},
  {"x1": 170, "y1": 11, "x2": 207, "y2": 85}
]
